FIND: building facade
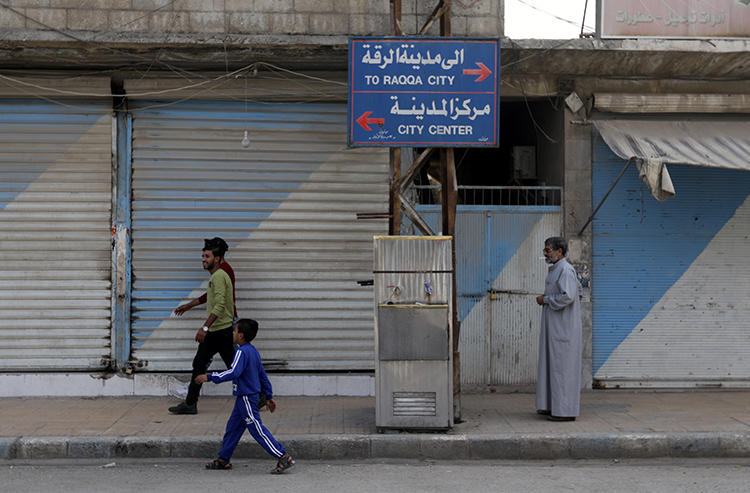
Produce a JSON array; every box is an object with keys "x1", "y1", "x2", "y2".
[{"x1": 1, "y1": 0, "x2": 748, "y2": 394}]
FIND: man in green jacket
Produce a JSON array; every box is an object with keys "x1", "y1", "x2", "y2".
[{"x1": 169, "y1": 238, "x2": 236, "y2": 415}]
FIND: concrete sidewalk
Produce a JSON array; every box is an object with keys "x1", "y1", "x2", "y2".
[{"x1": 2, "y1": 390, "x2": 750, "y2": 461}]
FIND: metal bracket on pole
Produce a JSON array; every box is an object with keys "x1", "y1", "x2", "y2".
[
  {"x1": 578, "y1": 157, "x2": 635, "y2": 236},
  {"x1": 399, "y1": 193, "x2": 436, "y2": 236},
  {"x1": 390, "y1": 0, "x2": 404, "y2": 35},
  {"x1": 419, "y1": 0, "x2": 450, "y2": 35},
  {"x1": 389, "y1": 148, "x2": 402, "y2": 234},
  {"x1": 397, "y1": 148, "x2": 435, "y2": 192}
]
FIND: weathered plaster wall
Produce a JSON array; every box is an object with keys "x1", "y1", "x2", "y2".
[
  {"x1": 0, "y1": 0, "x2": 503, "y2": 69},
  {"x1": 563, "y1": 107, "x2": 593, "y2": 389},
  {"x1": 0, "y1": 0, "x2": 501, "y2": 40}
]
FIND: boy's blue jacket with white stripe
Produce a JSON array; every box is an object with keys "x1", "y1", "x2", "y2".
[{"x1": 208, "y1": 343, "x2": 273, "y2": 399}]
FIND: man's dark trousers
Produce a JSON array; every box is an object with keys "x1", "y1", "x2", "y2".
[{"x1": 186, "y1": 326, "x2": 235, "y2": 406}]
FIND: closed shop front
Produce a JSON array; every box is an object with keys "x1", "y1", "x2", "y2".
[
  {"x1": 418, "y1": 198, "x2": 562, "y2": 387},
  {"x1": 592, "y1": 121, "x2": 750, "y2": 387},
  {"x1": 128, "y1": 99, "x2": 389, "y2": 371},
  {"x1": 0, "y1": 99, "x2": 113, "y2": 370}
]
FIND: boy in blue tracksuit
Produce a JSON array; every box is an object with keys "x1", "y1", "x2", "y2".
[{"x1": 194, "y1": 318, "x2": 295, "y2": 474}]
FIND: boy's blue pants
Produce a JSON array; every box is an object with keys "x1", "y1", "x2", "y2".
[{"x1": 218, "y1": 395, "x2": 286, "y2": 461}]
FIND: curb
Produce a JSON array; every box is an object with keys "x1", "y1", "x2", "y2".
[{"x1": 3, "y1": 433, "x2": 750, "y2": 460}]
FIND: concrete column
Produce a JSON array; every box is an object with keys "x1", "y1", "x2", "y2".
[{"x1": 563, "y1": 107, "x2": 593, "y2": 389}]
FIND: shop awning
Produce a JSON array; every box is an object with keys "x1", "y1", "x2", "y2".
[{"x1": 593, "y1": 118, "x2": 750, "y2": 200}]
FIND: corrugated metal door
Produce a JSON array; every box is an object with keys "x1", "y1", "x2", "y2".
[
  {"x1": 488, "y1": 209, "x2": 561, "y2": 385},
  {"x1": 417, "y1": 205, "x2": 561, "y2": 386},
  {"x1": 593, "y1": 134, "x2": 750, "y2": 387},
  {"x1": 453, "y1": 210, "x2": 490, "y2": 386},
  {"x1": 129, "y1": 100, "x2": 388, "y2": 371},
  {"x1": 0, "y1": 99, "x2": 113, "y2": 370}
]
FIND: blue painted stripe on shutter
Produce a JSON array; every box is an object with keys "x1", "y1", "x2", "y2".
[
  {"x1": 0, "y1": 99, "x2": 107, "y2": 209},
  {"x1": 592, "y1": 136, "x2": 750, "y2": 373},
  {"x1": 129, "y1": 101, "x2": 354, "y2": 349}
]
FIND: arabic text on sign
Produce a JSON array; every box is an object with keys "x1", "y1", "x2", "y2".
[
  {"x1": 360, "y1": 44, "x2": 465, "y2": 71},
  {"x1": 614, "y1": 9, "x2": 726, "y2": 27},
  {"x1": 389, "y1": 96, "x2": 491, "y2": 122}
]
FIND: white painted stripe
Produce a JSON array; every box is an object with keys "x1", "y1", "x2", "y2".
[
  {"x1": 242, "y1": 395, "x2": 283, "y2": 457},
  {"x1": 0, "y1": 107, "x2": 112, "y2": 370},
  {"x1": 131, "y1": 104, "x2": 388, "y2": 371},
  {"x1": 596, "y1": 195, "x2": 750, "y2": 382},
  {"x1": 213, "y1": 351, "x2": 242, "y2": 379}
]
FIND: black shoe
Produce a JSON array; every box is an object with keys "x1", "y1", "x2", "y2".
[
  {"x1": 205, "y1": 458, "x2": 232, "y2": 470},
  {"x1": 547, "y1": 415, "x2": 575, "y2": 422},
  {"x1": 536, "y1": 409, "x2": 551, "y2": 416},
  {"x1": 168, "y1": 402, "x2": 197, "y2": 415},
  {"x1": 270, "y1": 454, "x2": 295, "y2": 474}
]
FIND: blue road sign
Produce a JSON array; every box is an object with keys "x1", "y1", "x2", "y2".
[{"x1": 348, "y1": 36, "x2": 500, "y2": 148}]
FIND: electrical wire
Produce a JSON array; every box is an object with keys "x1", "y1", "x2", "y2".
[
  {"x1": 99, "y1": 0, "x2": 176, "y2": 33},
  {"x1": 0, "y1": 61, "x2": 346, "y2": 99},
  {"x1": 500, "y1": 38, "x2": 576, "y2": 69},
  {"x1": 0, "y1": 43, "x2": 574, "y2": 116},
  {"x1": 580, "y1": 0, "x2": 590, "y2": 38},
  {"x1": 0, "y1": 0, "x2": 202, "y2": 80},
  {"x1": 0, "y1": 61, "x2": 349, "y2": 112},
  {"x1": 1, "y1": 0, "x2": 576, "y2": 94},
  {"x1": 0, "y1": 78, "x2": 79, "y2": 108},
  {"x1": 508, "y1": 39, "x2": 557, "y2": 144},
  {"x1": 511, "y1": 0, "x2": 595, "y2": 32}
]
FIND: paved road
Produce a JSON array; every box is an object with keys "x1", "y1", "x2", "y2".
[{"x1": 2, "y1": 458, "x2": 749, "y2": 492}]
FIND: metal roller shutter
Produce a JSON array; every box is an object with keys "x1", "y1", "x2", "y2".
[
  {"x1": 592, "y1": 133, "x2": 750, "y2": 387},
  {"x1": 0, "y1": 99, "x2": 113, "y2": 370},
  {"x1": 129, "y1": 100, "x2": 388, "y2": 371}
]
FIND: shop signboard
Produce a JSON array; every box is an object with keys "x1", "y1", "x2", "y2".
[{"x1": 599, "y1": 0, "x2": 750, "y2": 39}]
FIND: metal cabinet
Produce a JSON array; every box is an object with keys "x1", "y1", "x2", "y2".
[{"x1": 373, "y1": 236, "x2": 453, "y2": 430}]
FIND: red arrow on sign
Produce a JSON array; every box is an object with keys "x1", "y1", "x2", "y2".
[
  {"x1": 462, "y1": 62, "x2": 492, "y2": 82},
  {"x1": 356, "y1": 111, "x2": 385, "y2": 131}
]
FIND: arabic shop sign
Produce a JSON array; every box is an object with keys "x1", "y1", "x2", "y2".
[
  {"x1": 600, "y1": 0, "x2": 750, "y2": 38},
  {"x1": 348, "y1": 37, "x2": 500, "y2": 147}
]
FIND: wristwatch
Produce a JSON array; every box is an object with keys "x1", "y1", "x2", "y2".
[{"x1": 202, "y1": 326, "x2": 209, "y2": 332}]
